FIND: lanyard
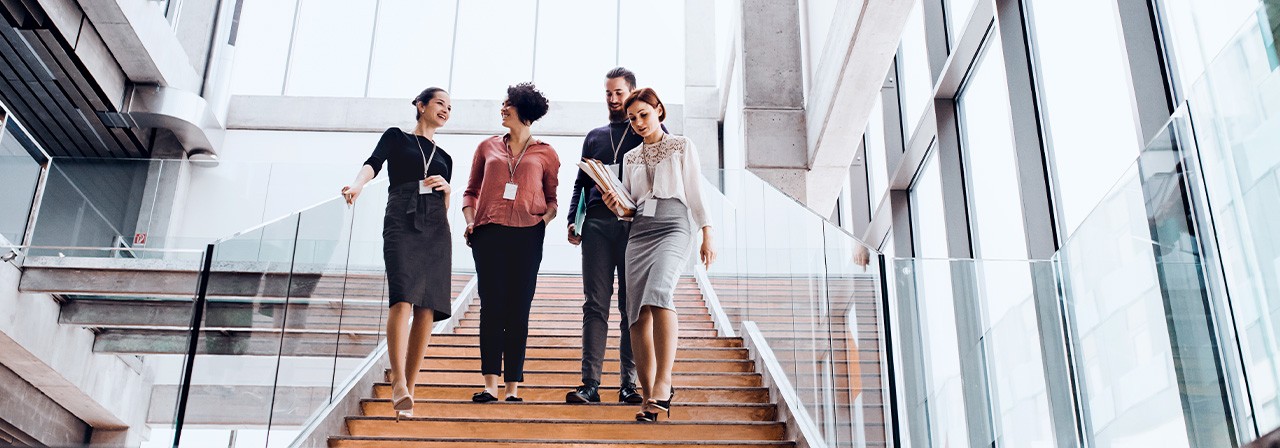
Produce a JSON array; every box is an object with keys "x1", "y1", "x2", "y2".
[
  {"x1": 413, "y1": 133, "x2": 437, "y2": 176},
  {"x1": 607, "y1": 122, "x2": 630, "y2": 163},
  {"x1": 505, "y1": 135, "x2": 533, "y2": 181}
]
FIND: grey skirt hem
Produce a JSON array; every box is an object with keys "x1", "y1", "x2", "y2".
[{"x1": 624, "y1": 198, "x2": 692, "y2": 328}]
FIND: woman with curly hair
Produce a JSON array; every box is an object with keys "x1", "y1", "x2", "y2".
[{"x1": 462, "y1": 82, "x2": 559, "y2": 402}]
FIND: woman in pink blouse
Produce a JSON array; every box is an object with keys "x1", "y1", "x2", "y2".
[{"x1": 462, "y1": 82, "x2": 559, "y2": 402}]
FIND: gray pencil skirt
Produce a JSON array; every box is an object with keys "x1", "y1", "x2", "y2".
[
  {"x1": 383, "y1": 183, "x2": 453, "y2": 320},
  {"x1": 624, "y1": 198, "x2": 692, "y2": 328}
]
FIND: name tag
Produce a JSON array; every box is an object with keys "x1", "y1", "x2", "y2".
[
  {"x1": 419, "y1": 179, "x2": 432, "y2": 195},
  {"x1": 641, "y1": 201, "x2": 657, "y2": 217},
  {"x1": 503, "y1": 182, "x2": 518, "y2": 200},
  {"x1": 606, "y1": 163, "x2": 621, "y2": 178}
]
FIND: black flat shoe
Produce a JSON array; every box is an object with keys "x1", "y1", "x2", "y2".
[
  {"x1": 472, "y1": 391, "x2": 498, "y2": 403},
  {"x1": 504, "y1": 396, "x2": 523, "y2": 402},
  {"x1": 618, "y1": 385, "x2": 643, "y2": 404}
]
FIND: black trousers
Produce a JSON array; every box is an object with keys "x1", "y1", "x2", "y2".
[{"x1": 471, "y1": 222, "x2": 546, "y2": 382}]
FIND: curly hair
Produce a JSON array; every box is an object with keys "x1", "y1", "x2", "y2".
[{"x1": 505, "y1": 82, "x2": 550, "y2": 124}]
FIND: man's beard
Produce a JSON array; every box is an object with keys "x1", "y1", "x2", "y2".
[{"x1": 608, "y1": 108, "x2": 626, "y2": 123}]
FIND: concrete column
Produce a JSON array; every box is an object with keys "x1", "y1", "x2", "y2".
[
  {"x1": 685, "y1": 0, "x2": 721, "y2": 173},
  {"x1": 740, "y1": 0, "x2": 808, "y2": 201}
]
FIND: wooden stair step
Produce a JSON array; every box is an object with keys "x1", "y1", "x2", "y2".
[
  {"x1": 429, "y1": 334, "x2": 742, "y2": 348},
  {"x1": 392, "y1": 371, "x2": 763, "y2": 387},
  {"x1": 373, "y1": 384, "x2": 771, "y2": 403},
  {"x1": 451, "y1": 328, "x2": 720, "y2": 338},
  {"x1": 360, "y1": 400, "x2": 777, "y2": 421},
  {"x1": 425, "y1": 345, "x2": 749, "y2": 360},
  {"x1": 454, "y1": 319, "x2": 717, "y2": 330},
  {"x1": 330, "y1": 437, "x2": 794, "y2": 448},
  {"x1": 405, "y1": 357, "x2": 753, "y2": 373},
  {"x1": 344, "y1": 418, "x2": 786, "y2": 441}
]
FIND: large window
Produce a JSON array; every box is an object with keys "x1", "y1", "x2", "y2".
[
  {"x1": 284, "y1": 0, "x2": 378, "y2": 97},
  {"x1": 366, "y1": 0, "x2": 459, "y2": 99},
  {"x1": 230, "y1": 0, "x2": 685, "y2": 102},
  {"x1": 1158, "y1": 0, "x2": 1262, "y2": 93},
  {"x1": 957, "y1": 31, "x2": 1052, "y2": 446},
  {"x1": 865, "y1": 96, "x2": 889, "y2": 216},
  {"x1": 945, "y1": 0, "x2": 977, "y2": 44},
  {"x1": 898, "y1": 1, "x2": 933, "y2": 139},
  {"x1": 1027, "y1": 0, "x2": 1143, "y2": 238}
]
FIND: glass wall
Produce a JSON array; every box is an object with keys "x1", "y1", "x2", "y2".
[
  {"x1": 898, "y1": 1, "x2": 933, "y2": 138},
  {"x1": 231, "y1": 0, "x2": 686, "y2": 102},
  {"x1": 1026, "y1": 0, "x2": 1143, "y2": 236},
  {"x1": 957, "y1": 31, "x2": 1053, "y2": 446},
  {"x1": 0, "y1": 118, "x2": 43, "y2": 247},
  {"x1": 1185, "y1": 1, "x2": 1280, "y2": 433}
]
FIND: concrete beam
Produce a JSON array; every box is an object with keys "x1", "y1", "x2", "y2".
[
  {"x1": 802, "y1": 0, "x2": 914, "y2": 215},
  {"x1": 226, "y1": 96, "x2": 686, "y2": 137},
  {"x1": 76, "y1": 0, "x2": 202, "y2": 91},
  {"x1": 93, "y1": 328, "x2": 378, "y2": 357},
  {"x1": 0, "y1": 259, "x2": 150, "y2": 445},
  {"x1": 148, "y1": 385, "x2": 328, "y2": 426},
  {"x1": 0, "y1": 362, "x2": 89, "y2": 447}
]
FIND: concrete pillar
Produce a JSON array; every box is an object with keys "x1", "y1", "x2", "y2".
[
  {"x1": 740, "y1": 0, "x2": 808, "y2": 202},
  {"x1": 685, "y1": 0, "x2": 721, "y2": 173}
]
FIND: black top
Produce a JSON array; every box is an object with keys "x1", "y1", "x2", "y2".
[
  {"x1": 364, "y1": 127, "x2": 453, "y2": 190},
  {"x1": 567, "y1": 121, "x2": 666, "y2": 223}
]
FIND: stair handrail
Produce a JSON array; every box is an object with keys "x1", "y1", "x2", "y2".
[{"x1": 742, "y1": 321, "x2": 829, "y2": 448}]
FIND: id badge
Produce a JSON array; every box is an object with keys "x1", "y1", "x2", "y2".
[
  {"x1": 503, "y1": 182, "x2": 519, "y2": 200},
  {"x1": 606, "y1": 163, "x2": 621, "y2": 178},
  {"x1": 419, "y1": 179, "x2": 432, "y2": 195},
  {"x1": 641, "y1": 201, "x2": 657, "y2": 217}
]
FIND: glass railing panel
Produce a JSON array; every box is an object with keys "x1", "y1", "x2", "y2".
[
  {"x1": 976, "y1": 259, "x2": 1055, "y2": 447},
  {"x1": 704, "y1": 169, "x2": 889, "y2": 448},
  {"x1": 1184, "y1": 1, "x2": 1280, "y2": 434},
  {"x1": 1054, "y1": 144, "x2": 1193, "y2": 447},
  {"x1": 0, "y1": 118, "x2": 43, "y2": 249},
  {"x1": 892, "y1": 257, "x2": 969, "y2": 448},
  {"x1": 172, "y1": 213, "x2": 302, "y2": 447},
  {"x1": 822, "y1": 220, "x2": 886, "y2": 448},
  {"x1": 260, "y1": 197, "x2": 356, "y2": 443},
  {"x1": 326, "y1": 185, "x2": 390, "y2": 401}
]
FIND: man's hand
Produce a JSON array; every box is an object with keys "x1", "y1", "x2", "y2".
[{"x1": 568, "y1": 224, "x2": 582, "y2": 245}]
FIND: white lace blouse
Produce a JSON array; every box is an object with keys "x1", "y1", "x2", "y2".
[{"x1": 620, "y1": 134, "x2": 711, "y2": 229}]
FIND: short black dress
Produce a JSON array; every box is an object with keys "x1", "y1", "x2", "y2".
[{"x1": 364, "y1": 128, "x2": 453, "y2": 319}]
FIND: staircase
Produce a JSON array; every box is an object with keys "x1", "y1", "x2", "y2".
[{"x1": 328, "y1": 275, "x2": 796, "y2": 447}]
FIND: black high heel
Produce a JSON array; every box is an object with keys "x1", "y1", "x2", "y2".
[
  {"x1": 649, "y1": 388, "x2": 676, "y2": 418},
  {"x1": 635, "y1": 409, "x2": 658, "y2": 422}
]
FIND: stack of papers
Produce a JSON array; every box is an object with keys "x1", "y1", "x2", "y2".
[{"x1": 577, "y1": 158, "x2": 636, "y2": 216}]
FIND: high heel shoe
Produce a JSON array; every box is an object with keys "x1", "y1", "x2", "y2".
[
  {"x1": 635, "y1": 404, "x2": 658, "y2": 422},
  {"x1": 391, "y1": 382, "x2": 413, "y2": 413},
  {"x1": 394, "y1": 409, "x2": 412, "y2": 422},
  {"x1": 649, "y1": 388, "x2": 676, "y2": 418}
]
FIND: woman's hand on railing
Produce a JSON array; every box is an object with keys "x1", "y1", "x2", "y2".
[
  {"x1": 341, "y1": 185, "x2": 362, "y2": 205},
  {"x1": 700, "y1": 228, "x2": 716, "y2": 268}
]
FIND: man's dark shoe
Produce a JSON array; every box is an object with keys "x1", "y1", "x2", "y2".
[
  {"x1": 619, "y1": 384, "x2": 644, "y2": 404},
  {"x1": 566, "y1": 385, "x2": 601, "y2": 403}
]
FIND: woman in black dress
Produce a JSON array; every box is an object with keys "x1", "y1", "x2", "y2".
[{"x1": 341, "y1": 87, "x2": 453, "y2": 419}]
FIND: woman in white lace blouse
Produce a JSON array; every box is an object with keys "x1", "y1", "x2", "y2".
[{"x1": 602, "y1": 87, "x2": 715, "y2": 422}]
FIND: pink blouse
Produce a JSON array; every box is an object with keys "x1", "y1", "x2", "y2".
[{"x1": 462, "y1": 135, "x2": 560, "y2": 228}]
